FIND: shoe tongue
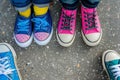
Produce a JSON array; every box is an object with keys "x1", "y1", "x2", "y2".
[
  {"x1": 84, "y1": 7, "x2": 96, "y2": 14},
  {"x1": 63, "y1": 8, "x2": 75, "y2": 16},
  {"x1": 0, "y1": 74, "x2": 9, "y2": 80}
]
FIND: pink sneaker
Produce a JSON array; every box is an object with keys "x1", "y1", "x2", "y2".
[
  {"x1": 81, "y1": 5, "x2": 102, "y2": 46},
  {"x1": 56, "y1": 8, "x2": 77, "y2": 47}
]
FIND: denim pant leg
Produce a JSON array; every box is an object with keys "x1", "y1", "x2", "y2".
[
  {"x1": 60, "y1": 0, "x2": 79, "y2": 10},
  {"x1": 81, "y1": 0, "x2": 100, "y2": 8},
  {"x1": 10, "y1": 0, "x2": 31, "y2": 11},
  {"x1": 33, "y1": 0, "x2": 51, "y2": 7}
]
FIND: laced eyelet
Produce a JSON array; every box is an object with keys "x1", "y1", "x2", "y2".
[
  {"x1": 0, "y1": 57, "x2": 16, "y2": 80},
  {"x1": 61, "y1": 12, "x2": 74, "y2": 30},
  {"x1": 109, "y1": 64, "x2": 120, "y2": 79},
  {"x1": 83, "y1": 10, "x2": 97, "y2": 30}
]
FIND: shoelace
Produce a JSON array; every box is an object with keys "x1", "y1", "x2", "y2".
[
  {"x1": 17, "y1": 19, "x2": 30, "y2": 32},
  {"x1": 0, "y1": 57, "x2": 15, "y2": 80},
  {"x1": 61, "y1": 11, "x2": 74, "y2": 30},
  {"x1": 32, "y1": 17, "x2": 49, "y2": 32},
  {"x1": 84, "y1": 9, "x2": 97, "y2": 30},
  {"x1": 110, "y1": 64, "x2": 120, "y2": 80}
]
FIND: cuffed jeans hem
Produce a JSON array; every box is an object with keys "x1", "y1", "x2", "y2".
[
  {"x1": 60, "y1": 0, "x2": 79, "y2": 10},
  {"x1": 32, "y1": 0, "x2": 51, "y2": 5},
  {"x1": 81, "y1": 0, "x2": 99, "y2": 8},
  {"x1": 33, "y1": 3, "x2": 49, "y2": 7},
  {"x1": 15, "y1": 4, "x2": 31, "y2": 12}
]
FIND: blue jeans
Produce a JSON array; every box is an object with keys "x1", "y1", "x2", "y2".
[
  {"x1": 60, "y1": 0, "x2": 100, "y2": 10},
  {"x1": 10, "y1": 0, "x2": 51, "y2": 11}
]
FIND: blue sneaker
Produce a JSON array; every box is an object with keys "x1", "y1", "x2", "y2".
[
  {"x1": 0, "y1": 43, "x2": 22, "y2": 80},
  {"x1": 14, "y1": 14, "x2": 33, "y2": 48},
  {"x1": 32, "y1": 10, "x2": 53, "y2": 45},
  {"x1": 102, "y1": 50, "x2": 120, "y2": 80}
]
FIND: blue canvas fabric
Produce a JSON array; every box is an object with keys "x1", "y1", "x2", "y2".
[
  {"x1": 0, "y1": 50, "x2": 20, "y2": 80},
  {"x1": 60, "y1": 0, "x2": 100, "y2": 10},
  {"x1": 14, "y1": 14, "x2": 32, "y2": 38},
  {"x1": 32, "y1": 10, "x2": 52, "y2": 34},
  {"x1": 105, "y1": 59, "x2": 120, "y2": 80}
]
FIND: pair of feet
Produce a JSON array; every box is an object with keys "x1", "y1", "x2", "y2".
[
  {"x1": 14, "y1": 10, "x2": 53, "y2": 48},
  {"x1": 0, "y1": 43, "x2": 120, "y2": 80},
  {"x1": 57, "y1": 5, "x2": 102, "y2": 47},
  {"x1": 14, "y1": 5, "x2": 102, "y2": 48}
]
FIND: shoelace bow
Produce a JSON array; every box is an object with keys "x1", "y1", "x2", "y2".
[
  {"x1": 32, "y1": 17, "x2": 49, "y2": 32},
  {"x1": 0, "y1": 57, "x2": 15, "y2": 80},
  {"x1": 61, "y1": 11, "x2": 74, "y2": 30},
  {"x1": 84, "y1": 9, "x2": 97, "y2": 30},
  {"x1": 17, "y1": 19, "x2": 30, "y2": 32},
  {"x1": 110, "y1": 64, "x2": 120, "y2": 80}
]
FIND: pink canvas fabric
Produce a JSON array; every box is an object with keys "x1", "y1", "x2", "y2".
[
  {"x1": 35, "y1": 32, "x2": 49, "y2": 41},
  {"x1": 16, "y1": 34, "x2": 30, "y2": 43},
  {"x1": 81, "y1": 5, "x2": 101, "y2": 34},
  {"x1": 57, "y1": 7, "x2": 77, "y2": 34}
]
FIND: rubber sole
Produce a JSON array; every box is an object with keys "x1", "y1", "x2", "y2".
[
  {"x1": 56, "y1": 30, "x2": 76, "y2": 47},
  {"x1": 81, "y1": 30, "x2": 102, "y2": 46},
  {"x1": 14, "y1": 34, "x2": 33, "y2": 48},
  {"x1": 0, "y1": 43, "x2": 22, "y2": 80},
  {"x1": 34, "y1": 28, "x2": 53, "y2": 46}
]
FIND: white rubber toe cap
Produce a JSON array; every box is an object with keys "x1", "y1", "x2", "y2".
[
  {"x1": 58, "y1": 34, "x2": 74, "y2": 43},
  {"x1": 0, "y1": 44, "x2": 10, "y2": 53},
  {"x1": 85, "y1": 33, "x2": 101, "y2": 42},
  {"x1": 103, "y1": 50, "x2": 120, "y2": 62}
]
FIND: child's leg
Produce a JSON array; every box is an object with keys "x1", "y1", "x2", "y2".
[
  {"x1": 32, "y1": 0, "x2": 53, "y2": 46},
  {"x1": 60, "y1": 0, "x2": 79, "y2": 10},
  {"x1": 56, "y1": 0, "x2": 78, "y2": 47},
  {"x1": 10, "y1": 0, "x2": 33, "y2": 48},
  {"x1": 10, "y1": 0, "x2": 31, "y2": 17},
  {"x1": 81, "y1": 0, "x2": 100, "y2": 8}
]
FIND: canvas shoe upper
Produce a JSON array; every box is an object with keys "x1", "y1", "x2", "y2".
[
  {"x1": 57, "y1": 7, "x2": 77, "y2": 47},
  {"x1": 32, "y1": 10, "x2": 53, "y2": 45},
  {"x1": 102, "y1": 50, "x2": 120, "y2": 80},
  {"x1": 81, "y1": 5, "x2": 102, "y2": 46},
  {"x1": 14, "y1": 14, "x2": 33, "y2": 48}
]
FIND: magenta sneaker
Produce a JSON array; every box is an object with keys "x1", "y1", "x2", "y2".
[
  {"x1": 81, "y1": 5, "x2": 102, "y2": 46},
  {"x1": 56, "y1": 8, "x2": 77, "y2": 47}
]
